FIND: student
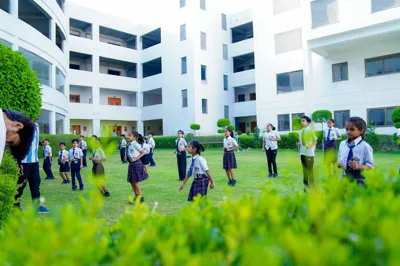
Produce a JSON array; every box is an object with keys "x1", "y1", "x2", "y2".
[
  {"x1": 148, "y1": 133, "x2": 156, "y2": 167},
  {"x1": 262, "y1": 123, "x2": 281, "y2": 178},
  {"x1": 223, "y1": 128, "x2": 239, "y2": 186},
  {"x1": 323, "y1": 119, "x2": 342, "y2": 176},
  {"x1": 89, "y1": 139, "x2": 110, "y2": 197},
  {"x1": 139, "y1": 136, "x2": 150, "y2": 174},
  {"x1": 338, "y1": 117, "x2": 374, "y2": 186},
  {"x1": 14, "y1": 122, "x2": 50, "y2": 213},
  {"x1": 119, "y1": 134, "x2": 128, "y2": 163},
  {"x1": 297, "y1": 116, "x2": 317, "y2": 191},
  {"x1": 58, "y1": 142, "x2": 71, "y2": 184},
  {"x1": 179, "y1": 141, "x2": 215, "y2": 201},
  {"x1": 42, "y1": 139, "x2": 55, "y2": 180},
  {"x1": 174, "y1": 130, "x2": 188, "y2": 181},
  {"x1": 127, "y1": 131, "x2": 148, "y2": 203},
  {"x1": 0, "y1": 109, "x2": 35, "y2": 166},
  {"x1": 79, "y1": 135, "x2": 88, "y2": 168},
  {"x1": 69, "y1": 139, "x2": 84, "y2": 191}
]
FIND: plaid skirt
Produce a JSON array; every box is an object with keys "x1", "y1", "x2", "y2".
[
  {"x1": 127, "y1": 160, "x2": 148, "y2": 183},
  {"x1": 223, "y1": 150, "x2": 237, "y2": 170},
  {"x1": 188, "y1": 174, "x2": 209, "y2": 201},
  {"x1": 92, "y1": 162, "x2": 105, "y2": 177}
]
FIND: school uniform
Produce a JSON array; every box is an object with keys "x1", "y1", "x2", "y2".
[
  {"x1": 58, "y1": 150, "x2": 70, "y2": 173},
  {"x1": 127, "y1": 141, "x2": 148, "y2": 183},
  {"x1": 43, "y1": 145, "x2": 55, "y2": 179},
  {"x1": 176, "y1": 137, "x2": 188, "y2": 181},
  {"x1": 338, "y1": 136, "x2": 374, "y2": 185},
  {"x1": 69, "y1": 147, "x2": 84, "y2": 190},
  {"x1": 148, "y1": 137, "x2": 156, "y2": 166},
  {"x1": 140, "y1": 143, "x2": 151, "y2": 166},
  {"x1": 223, "y1": 136, "x2": 238, "y2": 170},
  {"x1": 299, "y1": 126, "x2": 317, "y2": 188},
  {"x1": 79, "y1": 140, "x2": 88, "y2": 167},
  {"x1": 324, "y1": 127, "x2": 341, "y2": 164},
  {"x1": 187, "y1": 155, "x2": 210, "y2": 202},
  {"x1": 120, "y1": 138, "x2": 127, "y2": 163},
  {"x1": 92, "y1": 148, "x2": 106, "y2": 178},
  {"x1": 263, "y1": 130, "x2": 280, "y2": 175}
]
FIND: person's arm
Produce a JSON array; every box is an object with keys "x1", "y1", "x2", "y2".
[
  {"x1": 337, "y1": 142, "x2": 344, "y2": 168},
  {"x1": 350, "y1": 145, "x2": 374, "y2": 171},
  {"x1": 179, "y1": 173, "x2": 189, "y2": 191},
  {"x1": 130, "y1": 145, "x2": 145, "y2": 162},
  {"x1": 48, "y1": 148, "x2": 52, "y2": 164},
  {"x1": 335, "y1": 129, "x2": 342, "y2": 141},
  {"x1": 270, "y1": 132, "x2": 281, "y2": 141},
  {"x1": 206, "y1": 170, "x2": 214, "y2": 189},
  {"x1": 306, "y1": 131, "x2": 317, "y2": 150},
  {"x1": 262, "y1": 137, "x2": 266, "y2": 151},
  {"x1": 80, "y1": 150, "x2": 83, "y2": 168}
]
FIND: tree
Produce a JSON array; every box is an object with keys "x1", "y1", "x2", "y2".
[
  {"x1": 190, "y1": 123, "x2": 201, "y2": 136},
  {"x1": 312, "y1": 110, "x2": 332, "y2": 131},
  {"x1": 392, "y1": 107, "x2": 400, "y2": 129},
  {"x1": 217, "y1": 118, "x2": 231, "y2": 134},
  {"x1": 292, "y1": 117, "x2": 302, "y2": 131},
  {"x1": 0, "y1": 44, "x2": 42, "y2": 120}
]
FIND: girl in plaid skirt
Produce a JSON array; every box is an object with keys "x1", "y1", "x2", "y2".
[
  {"x1": 179, "y1": 141, "x2": 215, "y2": 201},
  {"x1": 223, "y1": 128, "x2": 239, "y2": 186}
]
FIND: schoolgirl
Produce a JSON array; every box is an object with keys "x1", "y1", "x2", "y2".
[
  {"x1": 58, "y1": 142, "x2": 70, "y2": 184},
  {"x1": 223, "y1": 128, "x2": 239, "y2": 186},
  {"x1": 262, "y1": 123, "x2": 281, "y2": 177},
  {"x1": 323, "y1": 119, "x2": 342, "y2": 176}
]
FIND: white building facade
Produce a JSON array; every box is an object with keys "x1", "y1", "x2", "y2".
[{"x1": 1, "y1": 0, "x2": 399, "y2": 136}]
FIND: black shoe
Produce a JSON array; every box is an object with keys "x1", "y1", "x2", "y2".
[
  {"x1": 80, "y1": 186, "x2": 84, "y2": 191},
  {"x1": 103, "y1": 191, "x2": 111, "y2": 197},
  {"x1": 45, "y1": 176, "x2": 55, "y2": 180},
  {"x1": 273, "y1": 173, "x2": 278, "y2": 178},
  {"x1": 72, "y1": 187, "x2": 77, "y2": 191},
  {"x1": 268, "y1": 173, "x2": 273, "y2": 178},
  {"x1": 227, "y1": 180, "x2": 232, "y2": 186},
  {"x1": 232, "y1": 180, "x2": 237, "y2": 186},
  {"x1": 150, "y1": 164, "x2": 156, "y2": 167},
  {"x1": 61, "y1": 180, "x2": 68, "y2": 184},
  {"x1": 140, "y1": 196, "x2": 145, "y2": 203}
]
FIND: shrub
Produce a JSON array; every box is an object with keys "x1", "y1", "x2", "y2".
[
  {"x1": 217, "y1": 129, "x2": 225, "y2": 134},
  {"x1": 0, "y1": 152, "x2": 18, "y2": 228},
  {"x1": 312, "y1": 110, "x2": 332, "y2": 131},
  {"x1": 236, "y1": 130, "x2": 242, "y2": 135},
  {"x1": 227, "y1": 124, "x2": 235, "y2": 131},
  {"x1": 216, "y1": 118, "x2": 230, "y2": 128},
  {"x1": 0, "y1": 43, "x2": 42, "y2": 120},
  {"x1": 391, "y1": 107, "x2": 400, "y2": 128},
  {"x1": 190, "y1": 124, "x2": 200, "y2": 136},
  {"x1": 292, "y1": 117, "x2": 302, "y2": 131}
]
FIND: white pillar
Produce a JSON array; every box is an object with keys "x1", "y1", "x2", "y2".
[
  {"x1": 137, "y1": 92, "x2": 143, "y2": 107},
  {"x1": 50, "y1": 111, "x2": 56, "y2": 134},
  {"x1": 50, "y1": 19, "x2": 56, "y2": 41},
  {"x1": 63, "y1": 115, "x2": 70, "y2": 134},
  {"x1": 92, "y1": 119, "x2": 101, "y2": 136},
  {"x1": 92, "y1": 55, "x2": 99, "y2": 74},
  {"x1": 51, "y1": 65, "x2": 56, "y2": 89},
  {"x1": 92, "y1": 23, "x2": 99, "y2": 42},
  {"x1": 9, "y1": 0, "x2": 18, "y2": 17},
  {"x1": 137, "y1": 62, "x2": 142, "y2": 79},
  {"x1": 137, "y1": 120, "x2": 144, "y2": 135}
]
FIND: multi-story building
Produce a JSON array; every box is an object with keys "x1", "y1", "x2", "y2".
[{"x1": 1, "y1": 0, "x2": 399, "y2": 136}]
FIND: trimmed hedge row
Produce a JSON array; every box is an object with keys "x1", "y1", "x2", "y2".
[{"x1": 0, "y1": 152, "x2": 18, "y2": 227}]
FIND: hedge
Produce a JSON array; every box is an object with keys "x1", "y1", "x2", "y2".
[
  {"x1": 0, "y1": 172, "x2": 400, "y2": 264},
  {"x1": 0, "y1": 152, "x2": 18, "y2": 227}
]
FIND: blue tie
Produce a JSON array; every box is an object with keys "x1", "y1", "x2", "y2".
[
  {"x1": 188, "y1": 158, "x2": 195, "y2": 177},
  {"x1": 327, "y1": 129, "x2": 331, "y2": 142},
  {"x1": 346, "y1": 142, "x2": 354, "y2": 166}
]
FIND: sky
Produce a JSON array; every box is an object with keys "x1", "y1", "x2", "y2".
[{"x1": 68, "y1": 0, "x2": 252, "y2": 25}]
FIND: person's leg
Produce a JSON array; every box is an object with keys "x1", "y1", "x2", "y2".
[
  {"x1": 225, "y1": 169, "x2": 231, "y2": 180},
  {"x1": 307, "y1": 156, "x2": 315, "y2": 188},
  {"x1": 230, "y1": 169, "x2": 235, "y2": 180},
  {"x1": 181, "y1": 152, "x2": 187, "y2": 181},
  {"x1": 47, "y1": 158, "x2": 54, "y2": 178},
  {"x1": 43, "y1": 158, "x2": 51, "y2": 178},
  {"x1": 59, "y1": 171, "x2": 66, "y2": 181},
  {"x1": 82, "y1": 150, "x2": 87, "y2": 167},
  {"x1": 301, "y1": 155, "x2": 309, "y2": 188},
  {"x1": 120, "y1": 148, "x2": 124, "y2": 162},
  {"x1": 266, "y1": 149, "x2": 272, "y2": 174},
  {"x1": 272, "y1": 149, "x2": 278, "y2": 174},
  {"x1": 28, "y1": 162, "x2": 41, "y2": 204},
  {"x1": 143, "y1": 164, "x2": 148, "y2": 174},
  {"x1": 76, "y1": 168, "x2": 84, "y2": 189},
  {"x1": 177, "y1": 153, "x2": 182, "y2": 180},
  {"x1": 14, "y1": 163, "x2": 31, "y2": 207},
  {"x1": 71, "y1": 167, "x2": 77, "y2": 189},
  {"x1": 149, "y1": 149, "x2": 156, "y2": 166},
  {"x1": 65, "y1": 172, "x2": 70, "y2": 181}
]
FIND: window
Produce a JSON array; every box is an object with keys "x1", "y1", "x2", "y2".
[
  {"x1": 0, "y1": 39, "x2": 12, "y2": 47},
  {"x1": 278, "y1": 114, "x2": 290, "y2": 131},
  {"x1": 202, "y1": 99, "x2": 208, "y2": 114},
  {"x1": 311, "y1": 0, "x2": 339, "y2": 29},
  {"x1": 70, "y1": 94, "x2": 80, "y2": 103},
  {"x1": 224, "y1": 105, "x2": 229, "y2": 118},
  {"x1": 223, "y1": 44, "x2": 228, "y2": 60},
  {"x1": 56, "y1": 113, "x2": 65, "y2": 134},
  {"x1": 19, "y1": 47, "x2": 51, "y2": 87},
  {"x1": 250, "y1": 93, "x2": 256, "y2": 101},
  {"x1": 334, "y1": 110, "x2": 350, "y2": 128},
  {"x1": 37, "y1": 109, "x2": 51, "y2": 134},
  {"x1": 108, "y1": 69, "x2": 121, "y2": 76},
  {"x1": 291, "y1": 113, "x2": 305, "y2": 121},
  {"x1": 180, "y1": 0, "x2": 185, "y2": 8},
  {"x1": 273, "y1": 0, "x2": 300, "y2": 14},
  {"x1": 200, "y1": 0, "x2": 206, "y2": 10},
  {"x1": 201, "y1": 32, "x2": 206, "y2": 50},
  {"x1": 223, "y1": 75, "x2": 228, "y2": 91},
  {"x1": 56, "y1": 67, "x2": 65, "y2": 94},
  {"x1": 277, "y1": 70, "x2": 304, "y2": 93},
  {"x1": 238, "y1": 94, "x2": 245, "y2": 102},
  {"x1": 70, "y1": 64, "x2": 80, "y2": 70},
  {"x1": 201, "y1": 65, "x2": 207, "y2": 81},
  {"x1": 332, "y1": 62, "x2": 348, "y2": 82},
  {"x1": 222, "y1": 13, "x2": 227, "y2": 30},
  {"x1": 368, "y1": 107, "x2": 397, "y2": 127},
  {"x1": 181, "y1": 57, "x2": 187, "y2": 74},
  {"x1": 180, "y1": 24, "x2": 186, "y2": 41},
  {"x1": 274, "y1": 29, "x2": 302, "y2": 54},
  {"x1": 182, "y1": 89, "x2": 188, "y2": 108},
  {"x1": 372, "y1": 0, "x2": 400, "y2": 13},
  {"x1": 365, "y1": 53, "x2": 400, "y2": 77}
]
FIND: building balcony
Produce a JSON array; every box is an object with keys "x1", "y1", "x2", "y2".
[
  {"x1": 232, "y1": 101, "x2": 256, "y2": 118},
  {"x1": 231, "y1": 69, "x2": 255, "y2": 87},
  {"x1": 230, "y1": 38, "x2": 254, "y2": 58}
]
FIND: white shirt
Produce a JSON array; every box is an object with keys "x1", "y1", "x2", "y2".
[
  {"x1": 142, "y1": 143, "x2": 150, "y2": 154},
  {"x1": 263, "y1": 131, "x2": 280, "y2": 150},
  {"x1": 120, "y1": 139, "x2": 127, "y2": 148},
  {"x1": 176, "y1": 138, "x2": 187, "y2": 152},
  {"x1": 148, "y1": 138, "x2": 155, "y2": 149},
  {"x1": 128, "y1": 140, "x2": 142, "y2": 159},
  {"x1": 58, "y1": 150, "x2": 70, "y2": 164},
  {"x1": 79, "y1": 140, "x2": 87, "y2": 150},
  {"x1": 223, "y1": 136, "x2": 239, "y2": 149},
  {"x1": 0, "y1": 113, "x2": 6, "y2": 166},
  {"x1": 22, "y1": 123, "x2": 39, "y2": 163},
  {"x1": 92, "y1": 148, "x2": 106, "y2": 161},
  {"x1": 324, "y1": 127, "x2": 340, "y2": 141},
  {"x1": 43, "y1": 145, "x2": 52, "y2": 158},
  {"x1": 338, "y1": 136, "x2": 374, "y2": 171},
  {"x1": 187, "y1": 154, "x2": 209, "y2": 177},
  {"x1": 299, "y1": 126, "x2": 318, "y2": 156},
  {"x1": 69, "y1": 147, "x2": 84, "y2": 162}
]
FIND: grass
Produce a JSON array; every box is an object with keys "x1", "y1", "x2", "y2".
[{"x1": 21, "y1": 148, "x2": 400, "y2": 224}]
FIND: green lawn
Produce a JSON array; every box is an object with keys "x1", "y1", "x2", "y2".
[{"x1": 21, "y1": 148, "x2": 400, "y2": 224}]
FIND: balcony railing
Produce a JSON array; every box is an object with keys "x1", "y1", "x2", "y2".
[
  {"x1": 311, "y1": 0, "x2": 339, "y2": 29},
  {"x1": 372, "y1": 0, "x2": 400, "y2": 13}
]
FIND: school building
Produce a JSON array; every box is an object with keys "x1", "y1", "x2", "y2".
[{"x1": 1, "y1": 0, "x2": 399, "y2": 136}]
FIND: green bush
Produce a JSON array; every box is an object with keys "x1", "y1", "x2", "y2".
[
  {"x1": 0, "y1": 152, "x2": 18, "y2": 227},
  {"x1": 236, "y1": 130, "x2": 242, "y2": 135},
  {"x1": 227, "y1": 124, "x2": 235, "y2": 130},
  {"x1": 0, "y1": 43, "x2": 42, "y2": 120},
  {"x1": 312, "y1": 110, "x2": 332, "y2": 126},
  {"x1": 217, "y1": 129, "x2": 225, "y2": 134},
  {"x1": 391, "y1": 107, "x2": 400, "y2": 128},
  {"x1": 0, "y1": 173, "x2": 400, "y2": 264},
  {"x1": 292, "y1": 117, "x2": 302, "y2": 131},
  {"x1": 217, "y1": 118, "x2": 230, "y2": 128}
]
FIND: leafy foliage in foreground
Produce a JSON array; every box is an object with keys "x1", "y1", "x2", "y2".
[
  {"x1": 1, "y1": 171, "x2": 400, "y2": 265},
  {"x1": 0, "y1": 153, "x2": 18, "y2": 227}
]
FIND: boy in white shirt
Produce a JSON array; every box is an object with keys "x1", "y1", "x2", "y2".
[{"x1": 42, "y1": 139, "x2": 55, "y2": 180}]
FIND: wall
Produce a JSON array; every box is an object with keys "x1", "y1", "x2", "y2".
[
  {"x1": 69, "y1": 85, "x2": 92, "y2": 103},
  {"x1": 99, "y1": 34, "x2": 126, "y2": 47},
  {"x1": 70, "y1": 119, "x2": 93, "y2": 136},
  {"x1": 70, "y1": 26, "x2": 92, "y2": 39},
  {"x1": 99, "y1": 64, "x2": 127, "y2": 76},
  {"x1": 234, "y1": 85, "x2": 256, "y2": 101},
  {"x1": 99, "y1": 88, "x2": 136, "y2": 106},
  {"x1": 100, "y1": 120, "x2": 137, "y2": 136},
  {"x1": 143, "y1": 120, "x2": 163, "y2": 136}
]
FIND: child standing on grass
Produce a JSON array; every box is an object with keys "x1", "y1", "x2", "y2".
[
  {"x1": 139, "y1": 136, "x2": 150, "y2": 174},
  {"x1": 89, "y1": 139, "x2": 110, "y2": 197},
  {"x1": 69, "y1": 139, "x2": 84, "y2": 191},
  {"x1": 338, "y1": 117, "x2": 374, "y2": 186},
  {"x1": 179, "y1": 141, "x2": 215, "y2": 201},
  {"x1": 58, "y1": 142, "x2": 71, "y2": 184},
  {"x1": 297, "y1": 116, "x2": 317, "y2": 191},
  {"x1": 127, "y1": 131, "x2": 148, "y2": 203},
  {"x1": 148, "y1": 133, "x2": 156, "y2": 167},
  {"x1": 79, "y1": 135, "x2": 88, "y2": 168},
  {"x1": 42, "y1": 139, "x2": 55, "y2": 180},
  {"x1": 324, "y1": 119, "x2": 342, "y2": 177},
  {"x1": 174, "y1": 130, "x2": 188, "y2": 181},
  {"x1": 262, "y1": 123, "x2": 281, "y2": 178},
  {"x1": 223, "y1": 128, "x2": 239, "y2": 186},
  {"x1": 119, "y1": 134, "x2": 128, "y2": 163}
]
